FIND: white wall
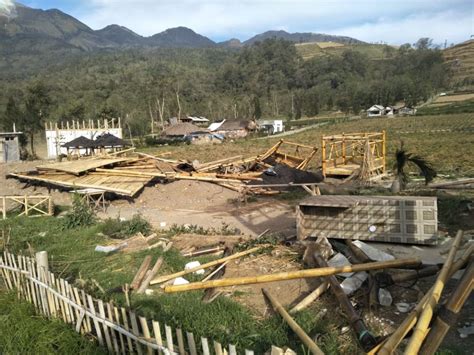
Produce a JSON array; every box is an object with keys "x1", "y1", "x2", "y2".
[{"x1": 45, "y1": 128, "x2": 123, "y2": 158}]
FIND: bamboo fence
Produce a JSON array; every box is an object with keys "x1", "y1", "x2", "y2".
[
  {"x1": 1, "y1": 195, "x2": 53, "y2": 220},
  {"x1": 0, "y1": 251, "x2": 282, "y2": 355}
]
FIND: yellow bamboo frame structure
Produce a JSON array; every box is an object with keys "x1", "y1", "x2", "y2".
[
  {"x1": 321, "y1": 131, "x2": 386, "y2": 177},
  {"x1": 1, "y1": 195, "x2": 53, "y2": 219}
]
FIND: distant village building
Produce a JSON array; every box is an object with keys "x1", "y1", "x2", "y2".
[
  {"x1": 367, "y1": 104, "x2": 416, "y2": 117},
  {"x1": 257, "y1": 119, "x2": 284, "y2": 135},
  {"x1": 162, "y1": 122, "x2": 203, "y2": 138},
  {"x1": 0, "y1": 130, "x2": 22, "y2": 163},
  {"x1": 209, "y1": 119, "x2": 256, "y2": 139},
  {"x1": 45, "y1": 119, "x2": 123, "y2": 158},
  {"x1": 366, "y1": 105, "x2": 385, "y2": 117}
]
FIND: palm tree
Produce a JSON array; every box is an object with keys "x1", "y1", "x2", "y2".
[{"x1": 391, "y1": 142, "x2": 437, "y2": 192}]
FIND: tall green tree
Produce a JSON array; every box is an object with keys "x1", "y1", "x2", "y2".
[{"x1": 23, "y1": 82, "x2": 51, "y2": 157}]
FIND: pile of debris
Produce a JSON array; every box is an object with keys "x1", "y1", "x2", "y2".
[
  {"x1": 8, "y1": 140, "x2": 321, "y2": 197},
  {"x1": 131, "y1": 228, "x2": 472, "y2": 354}
]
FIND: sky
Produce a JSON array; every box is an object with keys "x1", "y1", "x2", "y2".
[{"x1": 10, "y1": 0, "x2": 474, "y2": 45}]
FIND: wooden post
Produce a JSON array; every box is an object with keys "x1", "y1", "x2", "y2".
[
  {"x1": 289, "y1": 281, "x2": 329, "y2": 314},
  {"x1": 382, "y1": 130, "x2": 386, "y2": 173},
  {"x1": 35, "y1": 251, "x2": 49, "y2": 279},
  {"x1": 262, "y1": 288, "x2": 324, "y2": 355},
  {"x1": 2, "y1": 197, "x2": 5, "y2": 220},
  {"x1": 48, "y1": 196, "x2": 53, "y2": 216},
  {"x1": 165, "y1": 257, "x2": 421, "y2": 293},
  {"x1": 24, "y1": 195, "x2": 28, "y2": 216},
  {"x1": 321, "y1": 136, "x2": 326, "y2": 177}
]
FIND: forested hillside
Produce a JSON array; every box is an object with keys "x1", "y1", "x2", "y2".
[{"x1": 0, "y1": 35, "x2": 448, "y2": 137}]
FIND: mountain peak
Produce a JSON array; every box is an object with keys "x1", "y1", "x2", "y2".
[{"x1": 244, "y1": 29, "x2": 364, "y2": 45}]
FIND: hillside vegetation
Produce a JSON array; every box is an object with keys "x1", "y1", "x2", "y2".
[
  {"x1": 443, "y1": 40, "x2": 474, "y2": 87},
  {"x1": 1, "y1": 37, "x2": 449, "y2": 145}
]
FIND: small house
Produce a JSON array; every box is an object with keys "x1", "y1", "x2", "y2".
[
  {"x1": 188, "y1": 132, "x2": 223, "y2": 145},
  {"x1": 0, "y1": 131, "x2": 22, "y2": 162},
  {"x1": 210, "y1": 119, "x2": 256, "y2": 139},
  {"x1": 163, "y1": 123, "x2": 202, "y2": 138},
  {"x1": 398, "y1": 106, "x2": 417, "y2": 116},
  {"x1": 366, "y1": 105, "x2": 385, "y2": 117},
  {"x1": 258, "y1": 120, "x2": 284, "y2": 135},
  {"x1": 180, "y1": 116, "x2": 210, "y2": 126}
]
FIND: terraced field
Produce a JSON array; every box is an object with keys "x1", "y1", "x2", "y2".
[
  {"x1": 444, "y1": 40, "x2": 474, "y2": 85},
  {"x1": 295, "y1": 41, "x2": 388, "y2": 60}
]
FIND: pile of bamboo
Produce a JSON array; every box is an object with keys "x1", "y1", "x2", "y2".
[{"x1": 9, "y1": 140, "x2": 319, "y2": 197}]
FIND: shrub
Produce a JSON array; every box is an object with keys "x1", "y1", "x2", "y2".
[
  {"x1": 61, "y1": 194, "x2": 96, "y2": 229},
  {"x1": 99, "y1": 214, "x2": 151, "y2": 239}
]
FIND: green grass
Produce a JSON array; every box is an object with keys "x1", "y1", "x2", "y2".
[
  {"x1": 0, "y1": 216, "x2": 361, "y2": 354},
  {"x1": 417, "y1": 100, "x2": 474, "y2": 115},
  {"x1": 295, "y1": 43, "x2": 387, "y2": 61},
  {"x1": 0, "y1": 291, "x2": 105, "y2": 354}
]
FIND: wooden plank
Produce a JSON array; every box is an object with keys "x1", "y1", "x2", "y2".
[{"x1": 36, "y1": 158, "x2": 131, "y2": 175}]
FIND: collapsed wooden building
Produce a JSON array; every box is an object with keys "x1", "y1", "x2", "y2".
[{"x1": 8, "y1": 140, "x2": 321, "y2": 198}]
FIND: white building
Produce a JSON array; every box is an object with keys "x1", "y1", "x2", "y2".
[
  {"x1": 257, "y1": 120, "x2": 285, "y2": 134},
  {"x1": 45, "y1": 119, "x2": 123, "y2": 158},
  {"x1": 366, "y1": 105, "x2": 385, "y2": 117}
]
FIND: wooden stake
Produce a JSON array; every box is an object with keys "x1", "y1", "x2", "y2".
[
  {"x1": 262, "y1": 288, "x2": 324, "y2": 355},
  {"x1": 164, "y1": 257, "x2": 421, "y2": 292}
]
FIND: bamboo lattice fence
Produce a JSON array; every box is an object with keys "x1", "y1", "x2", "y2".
[
  {"x1": 0, "y1": 251, "x2": 290, "y2": 355},
  {"x1": 1, "y1": 195, "x2": 54, "y2": 220}
]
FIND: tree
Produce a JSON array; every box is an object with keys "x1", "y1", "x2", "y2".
[
  {"x1": 252, "y1": 96, "x2": 262, "y2": 119},
  {"x1": 23, "y1": 82, "x2": 51, "y2": 157},
  {"x1": 414, "y1": 38, "x2": 433, "y2": 50},
  {"x1": 3, "y1": 96, "x2": 21, "y2": 131}
]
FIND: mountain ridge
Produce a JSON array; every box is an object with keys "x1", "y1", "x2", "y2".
[{"x1": 0, "y1": 2, "x2": 364, "y2": 51}]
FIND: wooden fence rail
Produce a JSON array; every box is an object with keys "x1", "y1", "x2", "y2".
[
  {"x1": 1, "y1": 195, "x2": 53, "y2": 220},
  {"x1": 0, "y1": 251, "x2": 290, "y2": 355}
]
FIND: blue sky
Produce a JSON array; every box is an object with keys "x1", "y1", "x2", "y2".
[{"x1": 15, "y1": 0, "x2": 474, "y2": 44}]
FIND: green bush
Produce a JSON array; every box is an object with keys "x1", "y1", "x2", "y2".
[
  {"x1": 99, "y1": 214, "x2": 151, "y2": 239},
  {"x1": 62, "y1": 194, "x2": 96, "y2": 229}
]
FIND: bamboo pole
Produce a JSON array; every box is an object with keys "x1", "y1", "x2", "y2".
[
  {"x1": 420, "y1": 260, "x2": 474, "y2": 354},
  {"x1": 378, "y1": 234, "x2": 472, "y2": 355},
  {"x1": 289, "y1": 281, "x2": 329, "y2": 314},
  {"x1": 404, "y1": 230, "x2": 464, "y2": 354},
  {"x1": 150, "y1": 246, "x2": 262, "y2": 285},
  {"x1": 164, "y1": 257, "x2": 421, "y2": 293},
  {"x1": 262, "y1": 288, "x2": 324, "y2": 355}
]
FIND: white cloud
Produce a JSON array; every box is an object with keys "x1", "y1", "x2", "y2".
[
  {"x1": 0, "y1": 0, "x2": 17, "y2": 18},
  {"x1": 70, "y1": 0, "x2": 473, "y2": 44}
]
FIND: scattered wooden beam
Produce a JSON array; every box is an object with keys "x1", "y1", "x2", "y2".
[
  {"x1": 150, "y1": 246, "x2": 262, "y2": 286},
  {"x1": 289, "y1": 281, "x2": 329, "y2": 314},
  {"x1": 404, "y1": 230, "x2": 464, "y2": 354},
  {"x1": 419, "y1": 259, "x2": 474, "y2": 354},
  {"x1": 262, "y1": 288, "x2": 324, "y2": 355},
  {"x1": 378, "y1": 235, "x2": 472, "y2": 355},
  {"x1": 313, "y1": 254, "x2": 377, "y2": 352},
  {"x1": 164, "y1": 257, "x2": 421, "y2": 293},
  {"x1": 130, "y1": 256, "x2": 152, "y2": 290},
  {"x1": 136, "y1": 258, "x2": 163, "y2": 294}
]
